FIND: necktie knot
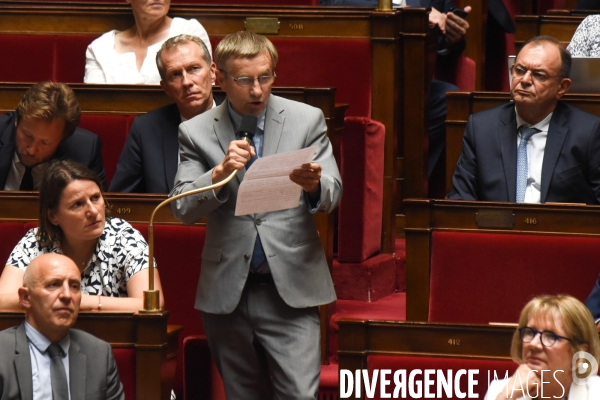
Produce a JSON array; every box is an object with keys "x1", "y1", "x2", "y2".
[
  {"x1": 520, "y1": 126, "x2": 540, "y2": 143},
  {"x1": 47, "y1": 343, "x2": 64, "y2": 358}
]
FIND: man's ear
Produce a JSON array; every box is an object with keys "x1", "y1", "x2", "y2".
[
  {"x1": 18, "y1": 287, "x2": 31, "y2": 309},
  {"x1": 556, "y1": 78, "x2": 572, "y2": 98},
  {"x1": 210, "y1": 62, "x2": 217, "y2": 85}
]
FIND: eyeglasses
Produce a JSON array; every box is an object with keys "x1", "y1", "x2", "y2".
[
  {"x1": 220, "y1": 70, "x2": 276, "y2": 87},
  {"x1": 519, "y1": 326, "x2": 572, "y2": 347},
  {"x1": 511, "y1": 65, "x2": 560, "y2": 83}
]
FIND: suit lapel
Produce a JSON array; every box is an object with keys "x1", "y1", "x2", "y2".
[
  {"x1": 263, "y1": 96, "x2": 285, "y2": 157},
  {"x1": 540, "y1": 104, "x2": 569, "y2": 203},
  {"x1": 68, "y1": 336, "x2": 86, "y2": 399},
  {"x1": 0, "y1": 123, "x2": 16, "y2": 189},
  {"x1": 213, "y1": 102, "x2": 246, "y2": 184},
  {"x1": 14, "y1": 324, "x2": 33, "y2": 400},
  {"x1": 162, "y1": 104, "x2": 182, "y2": 192},
  {"x1": 498, "y1": 107, "x2": 518, "y2": 202}
]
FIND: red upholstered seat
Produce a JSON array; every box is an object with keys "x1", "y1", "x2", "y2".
[
  {"x1": 366, "y1": 355, "x2": 518, "y2": 400},
  {"x1": 112, "y1": 348, "x2": 136, "y2": 400},
  {"x1": 79, "y1": 114, "x2": 131, "y2": 187},
  {"x1": 0, "y1": 223, "x2": 27, "y2": 276},
  {"x1": 0, "y1": 35, "x2": 54, "y2": 82},
  {"x1": 338, "y1": 117, "x2": 384, "y2": 262},
  {"x1": 429, "y1": 231, "x2": 600, "y2": 324},
  {"x1": 54, "y1": 35, "x2": 97, "y2": 82}
]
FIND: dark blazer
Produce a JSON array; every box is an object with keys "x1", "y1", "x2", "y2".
[
  {"x1": 447, "y1": 102, "x2": 600, "y2": 204},
  {"x1": 0, "y1": 323, "x2": 124, "y2": 400},
  {"x1": 0, "y1": 112, "x2": 106, "y2": 190},
  {"x1": 109, "y1": 100, "x2": 222, "y2": 194},
  {"x1": 585, "y1": 279, "x2": 600, "y2": 321}
]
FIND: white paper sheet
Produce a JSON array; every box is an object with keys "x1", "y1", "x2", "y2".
[{"x1": 235, "y1": 146, "x2": 317, "y2": 216}]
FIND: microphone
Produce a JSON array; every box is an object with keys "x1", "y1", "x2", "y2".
[{"x1": 238, "y1": 114, "x2": 257, "y2": 143}]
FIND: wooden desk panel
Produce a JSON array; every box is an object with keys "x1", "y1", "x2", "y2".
[
  {"x1": 403, "y1": 199, "x2": 600, "y2": 321},
  {"x1": 515, "y1": 14, "x2": 582, "y2": 51},
  {"x1": 337, "y1": 319, "x2": 515, "y2": 384}
]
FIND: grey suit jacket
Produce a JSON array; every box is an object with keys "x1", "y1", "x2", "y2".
[
  {"x1": 0, "y1": 323, "x2": 124, "y2": 400},
  {"x1": 171, "y1": 95, "x2": 342, "y2": 314}
]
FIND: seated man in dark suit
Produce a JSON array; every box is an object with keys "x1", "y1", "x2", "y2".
[
  {"x1": 0, "y1": 81, "x2": 106, "y2": 190},
  {"x1": 448, "y1": 35, "x2": 600, "y2": 204},
  {"x1": 585, "y1": 278, "x2": 600, "y2": 332},
  {"x1": 0, "y1": 253, "x2": 124, "y2": 399},
  {"x1": 109, "y1": 34, "x2": 219, "y2": 193}
]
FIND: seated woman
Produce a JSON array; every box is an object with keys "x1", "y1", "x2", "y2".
[
  {"x1": 567, "y1": 15, "x2": 600, "y2": 56},
  {"x1": 0, "y1": 160, "x2": 164, "y2": 311},
  {"x1": 84, "y1": 0, "x2": 211, "y2": 84},
  {"x1": 485, "y1": 295, "x2": 600, "y2": 400}
]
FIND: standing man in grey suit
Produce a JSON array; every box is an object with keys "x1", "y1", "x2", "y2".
[
  {"x1": 110, "y1": 34, "x2": 218, "y2": 193},
  {"x1": 0, "y1": 253, "x2": 124, "y2": 400},
  {"x1": 170, "y1": 31, "x2": 342, "y2": 399}
]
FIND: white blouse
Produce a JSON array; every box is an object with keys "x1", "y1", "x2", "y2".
[{"x1": 84, "y1": 17, "x2": 211, "y2": 84}]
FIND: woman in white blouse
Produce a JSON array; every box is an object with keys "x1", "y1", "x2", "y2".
[{"x1": 84, "y1": 0, "x2": 211, "y2": 84}]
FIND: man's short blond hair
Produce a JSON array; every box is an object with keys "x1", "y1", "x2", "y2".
[
  {"x1": 214, "y1": 31, "x2": 278, "y2": 71},
  {"x1": 15, "y1": 81, "x2": 81, "y2": 139},
  {"x1": 156, "y1": 34, "x2": 212, "y2": 80}
]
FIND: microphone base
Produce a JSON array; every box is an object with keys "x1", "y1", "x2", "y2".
[{"x1": 140, "y1": 290, "x2": 162, "y2": 313}]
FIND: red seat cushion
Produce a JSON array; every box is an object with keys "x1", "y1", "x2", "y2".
[
  {"x1": 54, "y1": 35, "x2": 96, "y2": 82},
  {"x1": 0, "y1": 223, "x2": 27, "y2": 274},
  {"x1": 78, "y1": 114, "x2": 131, "y2": 188},
  {"x1": 0, "y1": 35, "x2": 54, "y2": 82},
  {"x1": 338, "y1": 117, "x2": 384, "y2": 262},
  {"x1": 365, "y1": 355, "x2": 518, "y2": 399},
  {"x1": 112, "y1": 348, "x2": 136, "y2": 400},
  {"x1": 429, "y1": 231, "x2": 600, "y2": 323}
]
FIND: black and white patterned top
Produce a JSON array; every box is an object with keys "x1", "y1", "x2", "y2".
[
  {"x1": 567, "y1": 15, "x2": 600, "y2": 56},
  {"x1": 6, "y1": 218, "x2": 155, "y2": 297}
]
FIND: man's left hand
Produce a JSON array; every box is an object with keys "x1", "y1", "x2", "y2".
[
  {"x1": 445, "y1": 5, "x2": 471, "y2": 45},
  {"x1": 290, "y1": 162, "x2": 321, "y2": 193}
]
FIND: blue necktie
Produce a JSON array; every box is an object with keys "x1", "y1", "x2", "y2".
[
  {"x1": 246, "y1": 138, "x2": 266, "y2": 271},
  {"x1": 516, "y1": 126, "x2": 540, "y2": 203}
]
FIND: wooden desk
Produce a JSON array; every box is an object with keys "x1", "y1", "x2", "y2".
[
  {"x1": 0, "y1": 311, "x2": 176, "y2": 400},
  {"x1": 515, "y1": 14, "x2": 582, "y2": 51},
  {"x1": 403, "y1": 198, "x2": 600, "y2": 321}
]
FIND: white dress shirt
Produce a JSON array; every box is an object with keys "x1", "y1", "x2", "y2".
[
  {"x1": 515, "y1": 109, "x2": 553, "y2": 204},
  {"x1": 3, "y1": 152, "x2": 47, "y2": 190},
  {"x1": 25, "y1": 321, "x2": 71, "y2": 400}
]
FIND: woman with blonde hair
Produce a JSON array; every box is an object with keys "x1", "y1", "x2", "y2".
[{"x1": 486, "y1": 295, "x2": 600, "y2": 399}]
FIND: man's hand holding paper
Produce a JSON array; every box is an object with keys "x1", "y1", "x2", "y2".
[{"x1": 235, "y1": 146, "x2": 317, "y2": 215}]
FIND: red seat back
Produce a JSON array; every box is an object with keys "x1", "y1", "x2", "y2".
[
  {"x1": 0, "y1": 35, "x2": 54, "y2": 82},
  {"x1": 112, "y1": 348, "x2": 136, "y2": 400},
  {"x1": 429, "y1": 231, "x2": 600, "y2": 323}
]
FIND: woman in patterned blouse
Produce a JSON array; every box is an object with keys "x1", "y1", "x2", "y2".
[{"x1": 0, "y1": 160, "x2": 164, "y2": 311}]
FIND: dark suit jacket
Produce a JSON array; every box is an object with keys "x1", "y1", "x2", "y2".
[
  {"x1": 109, "y1": 100, "x2": 222, "y2": 194},
  {"x1": 0, "y1": 323, "x2": 124, "y2": 400},
  {"x1": 585, "y1": 279, "x2": 600, "y2": 321},
  {"x1": 0, "y1": 112, "x2": 106, "y2": 190},
  {"x1": 447, "y1": 102, "x2": 600, "y2": 204}
]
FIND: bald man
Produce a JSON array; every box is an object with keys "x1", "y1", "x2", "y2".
[{"x1": 0, "y1": 254, "x2": 124, "y2": 400}]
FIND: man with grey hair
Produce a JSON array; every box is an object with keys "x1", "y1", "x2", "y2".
[
  {"x1": 0, "y1": 253, "x2": 124, "y2": 399},
  {"x1": 110, "y1": 34, "x2": 218, "y2": 193},
  {"x1": 171, "y1": 31, "x2": 342, "y2": 400}
]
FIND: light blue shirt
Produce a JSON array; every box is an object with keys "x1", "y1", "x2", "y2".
[{"x1": 25, "y1": 321, "x2": 71, "y2": 400}]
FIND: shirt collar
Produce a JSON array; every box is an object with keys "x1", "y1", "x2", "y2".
[
  {"x1": 515, "y1": 108, "x2": 553, "y2": 133},
  {"x1": 227, "y1": 100, "x2": 266, "y2": 134},
  {"x1": 24, "y1": 320, "x2": 70, "y2": 355},
  {"x1": 180, "y1": 99, "x2": 217, "y2": 123}
]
